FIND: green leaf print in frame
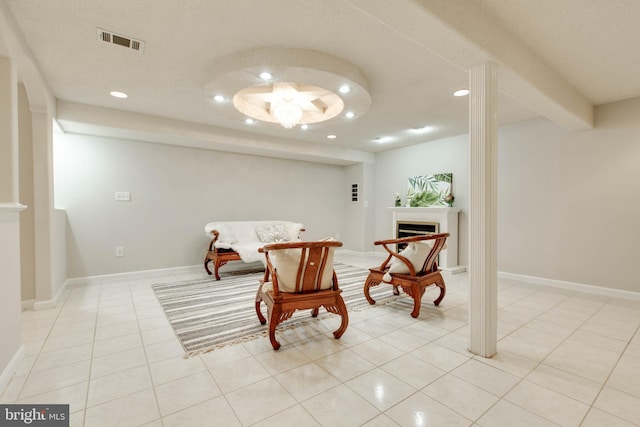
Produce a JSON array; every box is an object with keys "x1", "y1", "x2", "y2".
[{"x1": 406, "y1": 173, "x2": 452, "y2": 207}]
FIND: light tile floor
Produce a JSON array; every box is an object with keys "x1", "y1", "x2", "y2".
[{"x1": 2, "y1": 252, "x2": 640, "y2": 426}]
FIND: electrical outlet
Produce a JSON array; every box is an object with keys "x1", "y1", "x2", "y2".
[
  {"x1": 115, "y1": 192, "x2": 131, "y2": 201},
  {"x1": 115, "y1": 247, "x2": 124, "y2": 257},
  {"x1": 335, "y1": 233, "x2": 341, "y2": 240}
]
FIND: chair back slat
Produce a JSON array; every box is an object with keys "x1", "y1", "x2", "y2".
[
  {"x1": 262, "y1": 240, "x2": 342, "y2": 295},
  {"x1": 300, "y1": 247, "x2": 325, "y2": 292},
  {"x1": 315, "y1": 247, "x2": 330, "y2": 290},
  {"x1": 294, "y1": 247, "x2": 307, "y2": 293},
  {"x1": 421, "y1": 235, "x2": 447, "y2": 273}
]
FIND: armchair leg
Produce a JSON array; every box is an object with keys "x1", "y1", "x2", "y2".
[
  {"x1": 409, "y1": 284, "x2": 424, "y2": 318},
  {"x1": 332, "y1": 297, "x2": 349, "y2": 339},
  {"x1": 213, "y1": 260, "x2": 222, "y2": 280},
  {"x1": 255, "y1": 290, "x2": 267, "y2": 325},
  {"x1": 268, "y1": 325, "x2": 281, "y2": 350},
  {"x1": 204, "y1": 257, "x2": 213, "y2": 275},
  {"x1": 363, "y1": 273, "x2": 380, "y2": 305},
  {"x1": 268, "y1": 307, "x2": 282, "y2": 350},
  {"x1": 433, "y1": 278, "x2": 446, "y2": 306}
]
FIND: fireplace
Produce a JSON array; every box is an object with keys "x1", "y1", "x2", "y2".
[
  {"x1": 388, "y1": 207, "x2": 465, "y2": 273},
  {"x1": 396, "y1": 221, "x2": 439, "y2": 250}
]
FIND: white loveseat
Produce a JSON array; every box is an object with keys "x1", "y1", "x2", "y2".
[{"x1": 203, "y1": 220, "x2": 304, "y2": 280}]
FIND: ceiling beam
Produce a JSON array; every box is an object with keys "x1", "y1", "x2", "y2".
[
  {"x1": 56, "y1": 101, "x2": 375, "y2": 166},
  {"x1": 347, "y1": 0, "x2": 594, "y2": 130}
]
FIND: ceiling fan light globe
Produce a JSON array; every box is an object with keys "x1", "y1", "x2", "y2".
[{"x1": 273, "y1": 102, "x2": 303, "y2": 128}]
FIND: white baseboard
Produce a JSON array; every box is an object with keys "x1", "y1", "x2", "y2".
[
  {"x1": 0, "y1": 345, "x2": 25, "y2": 396},
  {"x1": 443, "y1": 265, "x2": 467, "y2": 274},
  {"x1": 21, "y1": 299, "x2": 35, "y2": 311},
  {"x1": 64, "y1": 262, "x2": 263, "y2": 287},
  {"x1": 32, "y1": 279, "x2": 71, "y2": 311},
  {"x1": 65, "y1": 265, "x2": 197, "y2": 286},
  {"x1": 65, "y1": 252, "x2": 377, "y2": 287},
  {"x1": 498, "y1": 271, "x2": 640, "y2": 301},
  {"x1": 42, "y1": 260, "x2": 640, "y2": 302}
]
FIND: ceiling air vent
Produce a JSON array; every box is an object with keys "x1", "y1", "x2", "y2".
[{"x1": 97, "y1": 28, "x2": 145, "y2": 52}]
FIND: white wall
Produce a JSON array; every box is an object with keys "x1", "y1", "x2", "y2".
[
  {"x1": 374, "y1": 96, "x2": 640, "y2": 293},
  {"x1": 52, "y1": 96, "x2": 640, "y2": 291},
  {"x1": 54, "y1": 133, "x2": 347, "y2": 278},
  {"x1": 373, "y1": 135, "x2": 470, "y2": 266},
  {"x1": 498, "y1": 97, "x2": 640, "y2": 292}
]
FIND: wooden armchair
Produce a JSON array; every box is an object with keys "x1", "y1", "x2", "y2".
[
  {"x1": 255, "y1": 240, "x2": 348, "y2": 350},
  {"x1": 364, "y1": 233, "x2": 449, "y2": 318}
]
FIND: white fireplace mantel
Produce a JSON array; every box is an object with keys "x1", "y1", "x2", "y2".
[{"x1": 388, "y1": 207, "x2": 466, "y2": 273}]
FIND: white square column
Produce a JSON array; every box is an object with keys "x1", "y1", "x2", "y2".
[
  {"x1": 0, "y1": 56, "x2": 19, "y2": 202},
  {"x1": 0, "y1": 55, "x2": 26, "y2": 390},
  {"x1": 32, "y1": 107, "x2": 56, "y2": 302},
  {"x1": 469, "y1": 62, "x2": 498, "y2": 357}
]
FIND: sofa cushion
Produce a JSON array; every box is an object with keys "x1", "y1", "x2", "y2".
[
  {"x1": 205, "y1": 221, "x2": 303, "y2": 245},
  {"x1": 230, "y1": 223, "x2": 261, "y2": 243},
  {"x1": 284, "y1": 222, "x2": 304, "y2": 241},
  {"x1": 230, "y1": 242, "x2": 264, "y2": 264},
  {"x1": 256, "y1": 223, "x2": 289, "y2": 243}
]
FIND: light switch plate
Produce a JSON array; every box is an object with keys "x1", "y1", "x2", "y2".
[{"x1": 115, "y1": 192, "x2": 131, "y2": 201}]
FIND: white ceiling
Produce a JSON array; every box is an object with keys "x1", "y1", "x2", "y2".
[{"x1": 3, "y1": 0, "x2": 639, "y2": 164}]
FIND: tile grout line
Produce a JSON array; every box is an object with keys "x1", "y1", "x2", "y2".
[
  {"x1": 468, "y1": 290, "x2": 607, "y2": 425},
  {"x1": 577, "y1": 320, "x2": 640, "y2": 426},
  {"x1": 12, "y1": 281, "x2": 84, "y2": 404},
  {"x1": 132, "y1": 278, "x2": 165, "y2": 426}
]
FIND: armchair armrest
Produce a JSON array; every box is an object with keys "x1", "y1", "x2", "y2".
[
  {"x1": 374, "y1": 233, "x2": 450, "y2": 275},
  {"x1": 259, "y1": 240, "x2": 341, "y2": 252},
  {"x1": 375, "y1": 246, "x2": 416, "y2": 275},
  {"x1": 373, "y1": 232, "x2": 449, "y2": 246}
]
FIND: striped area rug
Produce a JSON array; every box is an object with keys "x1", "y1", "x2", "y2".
[{"x1": 151, "y1": 263, "x2": 399, "y2": 355}]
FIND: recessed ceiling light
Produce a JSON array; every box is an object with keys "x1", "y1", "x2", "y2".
[
  {"x1": 245, "y1": 118, "x2": 255, "y2": 124},
  {"x1": 345, "y1": 111, "x2": 355, "y2": 119},
  {"x1": 259, "y1": 72, "x2": 273, "y2": 81},
  {"x1": 300, "y1": 124, "x2": 309, "y2": 130},
  {"x1": 453, "y1": 89, "x2": 470, "y2": 97},
  {"x1": 373, "y1": 136, "x2": 394, "y2": 144},
  {"x1": 213, "y1": 94, "x2": 225, "y2": 103},
  {"x1": 110, "y1": 91, "x2": 128, "y2": 99},
  {"x1": 327, "y1": 134, "x2": 337, "y2": 139},
  {"x1": 410, "y1": 125, "x2": 435, "y2": 134},
  {"x1": 338, "y1": 85, "x2": 350, "y2": 94}
]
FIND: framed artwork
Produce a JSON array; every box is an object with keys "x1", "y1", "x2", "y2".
[{"x1": 406, "y1": 173, "x2": 452, "y2": 207}]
